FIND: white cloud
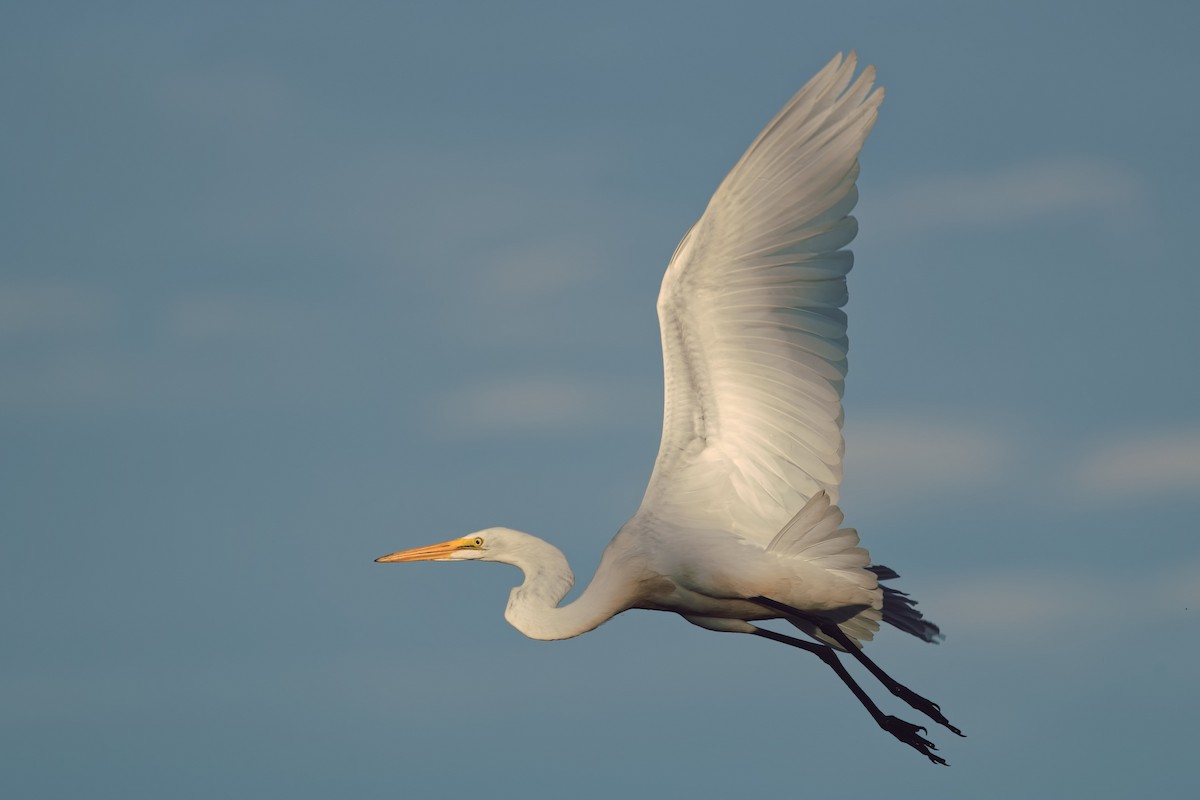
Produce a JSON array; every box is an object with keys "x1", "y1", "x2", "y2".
[
  {"x1": 926, "y1": 562, "x2": 1200, "y2": 642},
  {"x1": 0, "y1": 282, "x2": 117, "y2": 335},
  {"x1": 1063, "y1": 425, "x2": 1200, "y2": 503},
  {"x1": 843, "y1": 414, "x2": 1017, "y2": 501},
  {"x1": 155, "y1": 62, "x2": 298, "y2": 136},
  {"x1": 843, "y1": 417, "x2": 1200, "y2": 511},
  {"x1": 430, "y1": 375, "x2": 647, "y2": 436},
  {"x1": 864, "y1": 156, "x2": 1152, "y2": 239},
  {"x1": 477, "y1": 240, "x2": 598, "y2": 302},
  {"x1": 0, "y1": 287, "x2": 348, "y2": 412},
  {"x1": 168, "y1": 293, "x2": 310, "y2": 343},
  {"x1": 929, "y1": 570, "x2": 1089, "y2": 637},
  {"x1": 438, "y1": 235, "x2": 625, "y2": 349}
]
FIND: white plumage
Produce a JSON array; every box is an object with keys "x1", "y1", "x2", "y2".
[
  {"x1": 643, "y1": 55, "x2": 876, "y2": 538},
  {"x1": 377, "y1": 53, "x2": 962, "y2": 765}
]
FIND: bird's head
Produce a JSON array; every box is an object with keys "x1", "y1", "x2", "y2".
[{"x1": 374, "y1": 527, "x2": 542, "y2": 565}]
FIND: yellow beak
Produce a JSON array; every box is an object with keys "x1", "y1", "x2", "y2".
[{"x1": 374, "y1": 537, "x2": 477, "y2": 563}]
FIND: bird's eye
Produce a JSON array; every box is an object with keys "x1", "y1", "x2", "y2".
[{"x1": 473, "y1": 537, "x2": 484, "y2": 547}]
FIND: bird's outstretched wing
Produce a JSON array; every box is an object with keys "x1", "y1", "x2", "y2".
[{"x1": 632, "y1": 53, "x2": 882, "y2": 545}]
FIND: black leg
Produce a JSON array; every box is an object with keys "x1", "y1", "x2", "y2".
[
  {"x1": 751, "y1": 596, "x2": 963, "y2": 737},
  {"x1": 752, "y1": 627, "x2": 948, "y2": 766}
]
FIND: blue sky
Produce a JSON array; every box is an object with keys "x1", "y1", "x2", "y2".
[{"x1": 4, "y1": 2, "x2": 1199, "y2": 797}]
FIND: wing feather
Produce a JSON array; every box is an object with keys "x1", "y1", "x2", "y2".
[{"x1": 631, "y1": 53, "x2": 882, "y2": 543}]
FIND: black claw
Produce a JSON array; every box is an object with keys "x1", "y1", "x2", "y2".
[
  {"x1": 750, "y1": 624, "x2": 960, "y2": 762},
  {"x1": 892, "y1": 684, "x2": 963, "y2": 736},
  {"x1": 881, "y1": 715, "x2": 949, "y2": 766},
  {"x1": 752, "y1": 596, "x2": 963, "y2": 742}
]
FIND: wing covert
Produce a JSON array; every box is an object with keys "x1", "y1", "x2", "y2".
[{"x1": 633, "y1": 53, "x2": 882, "y2": 544}]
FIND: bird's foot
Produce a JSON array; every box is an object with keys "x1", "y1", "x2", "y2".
[
  {"x1": 889, "y1": 684, "x2": 964, "y2": 737},
  {"x1": 880, "y1": 716, "x2": 948, "y2": 766}
]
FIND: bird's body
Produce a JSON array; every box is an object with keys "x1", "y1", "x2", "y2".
[
  {"x1": 461, "y1": 489, "x2": 892, "y2": 646},
  {"x1": 378, "y1": 53, "x2": 962, "y2": 764}
]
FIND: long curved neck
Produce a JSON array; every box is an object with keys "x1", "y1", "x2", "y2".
[{"x1": 500, "y1": 536, "x2": 628, "y2": 641}]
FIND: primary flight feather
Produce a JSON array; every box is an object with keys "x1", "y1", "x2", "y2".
[{"x1": 377, "y1": 53, "x2": 963, "y2": 765}]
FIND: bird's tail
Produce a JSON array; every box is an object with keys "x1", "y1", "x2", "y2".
[
  {"x1": 768, "y1": 493, "x2": 944, "y2": 647},
  {"x1": 766, "y1": 491, "x2": 872, "y2": 589},
  {"x1": 768, "y1": 492, "x2": 880, "y2": 648},
  {"x1": 868, "y1": 565, "x2": 944, "y2": 644}
]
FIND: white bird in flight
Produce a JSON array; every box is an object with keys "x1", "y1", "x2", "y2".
[{"x1": 378, "y1": 53, "x2": 963, "y2": 764}]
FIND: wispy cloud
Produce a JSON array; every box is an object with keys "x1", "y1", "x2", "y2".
[
  {"x1": 0, "y1": 282, "x2": 117, "y2": 335},
  {"x1": 927, "y1": 561, "x2": 1200, "y2": 642},
  {"x1": 429, "y1": 375, "x2": 648, "y2": 436},
  {"x1": 0, "y1": 286, "x2": 348, "y2": 412},
  {"x1": 155, "y1": 61, "x2": 299, "y2": 137},
  {"x1": 476, "y1": 240, "x2": 599, "y2": 302},
  {"x1": 844, "y1": 417, "x2": 1200, "y2": 510},
  {"x1": 844, "y1": 413, "x2": 1017, "y2": 502},
  {"x1": 167, "y1": 293, "x2": 312, "y2": 343},
  {"x1": 435, "y1": 235, "x2": 612, "y2": 347},
  {"x1": 398, "y1": 145, "x2": 640, "y2": 351},
  {"x1": 1062, "y1": 425, "x2": 1200, "y2": 503},
  {"x1": 864, "y1": 156, "x2": 1152, "y2": 239}
]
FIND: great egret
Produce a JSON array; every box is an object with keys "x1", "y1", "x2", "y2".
[{"x1": 377, "y1": 53, "x2": 963, "y2": 764}]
